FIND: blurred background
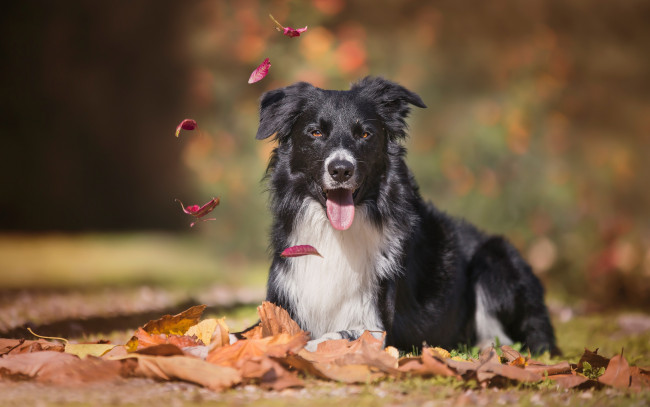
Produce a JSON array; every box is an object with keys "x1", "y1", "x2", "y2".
[{"x1": 1, "y1": 0, "x2": 649, "y2": 325}]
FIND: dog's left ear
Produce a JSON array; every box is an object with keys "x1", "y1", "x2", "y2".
[
  {"x1": 351, "y1": 77, "x2": 426, "y2": 140},
  {"x1": 256, "y1": 82, "x2": 315, "y2": 141}
]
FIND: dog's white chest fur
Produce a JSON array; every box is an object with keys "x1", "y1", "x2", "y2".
[{"x1": 276, "y1": 200, "x2": 393, "y2": 338}]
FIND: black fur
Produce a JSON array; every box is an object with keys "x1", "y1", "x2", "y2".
[{"x1": 255, "y1": 77, "x2": 557, "y2": 354}]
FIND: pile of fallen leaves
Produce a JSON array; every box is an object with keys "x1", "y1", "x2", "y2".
[{"x1": 1, "y1": 302, "x2": 648, "y2": 392}]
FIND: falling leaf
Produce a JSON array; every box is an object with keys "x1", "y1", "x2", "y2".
[
  {"x1": 175, "y1": 119, "x2": 197, "y2": 137},
  {"x1": 281, "y1": 244, "x2": 323, "y2": 258},
  {"x1": 598, "y1": 351, "x2": 631, "y2": 389},
  {"x1": 269, "y1": 14, "x2": 308, "y2": 38},
  {"x1": 121, "y1": 354, "x2": 241, "y2": 391},
  {"x1": 175, "y1": 197, "x2": 219, "y2": 227},
  {"x1": 126, "y1": 305, "x2": 207, "y2": 352},
  {"x1": 248, "y1": 58, "x2": 271, "y2": 84}
]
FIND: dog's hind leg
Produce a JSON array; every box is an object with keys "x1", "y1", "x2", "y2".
[{"x1": 468, "y1": 237, "x2": 558, "y2": 355}]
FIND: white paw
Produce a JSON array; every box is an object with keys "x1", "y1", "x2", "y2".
[{"x1": 304, "y1": 332, "x2": 344, "y2": 352}]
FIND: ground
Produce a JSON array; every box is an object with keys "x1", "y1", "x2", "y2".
[{"x1": 0, "y1": 233, "x2": 649, "y2": 406}]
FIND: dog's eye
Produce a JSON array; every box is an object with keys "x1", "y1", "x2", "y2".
[
  {"x1": 311, "y1": 130, "x2": 322, "y2": 137},
  {"x1": 361, "y1": 132, "x2": 371, "y2": 139}
]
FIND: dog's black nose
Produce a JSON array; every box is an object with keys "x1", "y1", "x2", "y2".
[{"x1": 328, "y1": 159, "x2": 355, "y2": 183}]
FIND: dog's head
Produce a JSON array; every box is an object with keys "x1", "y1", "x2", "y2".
[{"x1": 256, "y1": 77, "x2": 426, "y2": 231}]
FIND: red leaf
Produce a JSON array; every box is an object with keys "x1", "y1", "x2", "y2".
[
  {"x1": 175, "y1": 197, "x2": 220, "y2": 227},
  {"x1": 248, "y1": 58, "x2": 271, "y2": 84},
  {"x1": 283, "y1": 26, "x2": 308, "y2": 37},
  {"x1": 175, "y1": 119, "x2": 197, "y2": 137},
  {"x1": 269, "y1": 14, "x2": 308, "y2": 38},
  {"x1": 281, "y1": 245, "x2": 322, "y2": 258}
]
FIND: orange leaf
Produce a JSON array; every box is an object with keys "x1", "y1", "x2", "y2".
[
  {"x1": 257, "y1": 301, "x2": 304, "y2": 338},
  {"x1": 126, "y1": 305, "x2": 206, "y2": 352},
  {"x1": 207, "y1": 332, "x2": 308, "y2": 367}
]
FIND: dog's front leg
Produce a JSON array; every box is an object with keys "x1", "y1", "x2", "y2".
[{"x1": 304, "y1": 329, "x2": 385, "y2": 352}]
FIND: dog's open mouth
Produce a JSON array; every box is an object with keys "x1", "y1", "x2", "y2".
[{"x1": 325, "y1": 188, "x2": 357, "y2": 231}]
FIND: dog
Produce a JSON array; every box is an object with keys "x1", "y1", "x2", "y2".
[{"x1": 254, "y1": 76, "x2": 557, "y2": 354}]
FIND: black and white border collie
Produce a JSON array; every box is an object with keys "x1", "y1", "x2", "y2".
[{"x1": 255, "y1": 77, "x2": 557, "y2": 354}]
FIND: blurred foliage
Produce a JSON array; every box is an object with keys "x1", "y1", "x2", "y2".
[
  {"x1": 178, "y1": 0, "x2": 650, "y2": 307},
  {"x1": 1, "y1": 0, "x2": 649, "y2": 307}
]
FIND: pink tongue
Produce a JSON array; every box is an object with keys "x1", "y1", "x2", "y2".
[{"x1": 326, "y1": 189, "x2": 355, "y2": 231}]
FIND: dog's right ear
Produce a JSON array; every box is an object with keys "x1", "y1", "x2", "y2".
[{"x1": 255, "y1": 82, "x2": 314, "y2": 141}]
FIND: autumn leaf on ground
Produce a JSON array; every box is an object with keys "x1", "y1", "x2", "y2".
[
  {"x1": 120, "y1": 354, "x2": 241, "y2": 392},
  {"x1": 0, "y1": 351, "x2": 122, "y2": 385},
  {"x1": 269, "y1": 14, "x2": 308, "y2": 37},
  {"x1": 280, "y1": 245, "x2": 323, "y2": 258},
  {"x1": 207, "y1": 332, "x2": 308, "y2": 367},
  {"x1": 0, "y1": 338, "x2": 65, "y2": 356},
  {"x1": 27, "y1": 328, "x2": 116, "y2": 359},
  {"x1": 598, "y1": 350, "x2": 631, "y2": 389},
  {"x1": 175, "y1": 197, "x2": 219, "y2": 227},
  {"x1": 132, "y1": 327, "x2": 203, "y2": 351},
  {"x1": 126, "y1": 305, "x2": 207, "y2": 352},
  {"x1": 248, "y1": 58, "x2": 271, "y2": 84},
  {"x1": 175, "y1": 118, "x2": 197, "y2": 137}
]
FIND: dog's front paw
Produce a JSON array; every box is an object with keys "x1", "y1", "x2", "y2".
[{"x1": 304, "y1": 331, "x2": 345, "y2": 352}]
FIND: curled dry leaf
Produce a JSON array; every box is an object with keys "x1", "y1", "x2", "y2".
[
  {"x1": 175, "y1": 197, "x2": 219, "y2": 227},
  {"x1": 186, "y1": 318, "x2": 220, "y2": 346},
  {"x1": 122, "y1": 354, "x2": 241, "y2": 392},
  {"x1": 257, "y1": 301, "x2": 305, "y2": 338},
  {"x1": 248, "y1": 58, "x2": 271, "y2": 84},
  {"x1": 0, "y1": 338, "x2": 64, "y2": 356},
  {"x1": 132, "y1": 327, "x2": 203, "y2": 351},
  {"x1": 126, "y1": 305, "x2": 207, "y2": 352},
  {"x1": 175, "y1": 119, "x2": 197, "y2": 137},
  {"x1": 281, "y1": 245, "x2": 323, "y2": 258}
]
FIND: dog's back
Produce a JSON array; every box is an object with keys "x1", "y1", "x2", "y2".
[{"x1": 256, "y1": 77, "x2": 557, "y2": 354}]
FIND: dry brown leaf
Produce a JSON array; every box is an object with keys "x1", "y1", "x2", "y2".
[
  {"x1": 0, "y1": 338, "x2": 65, "y2": 355},
  {"x1": 524, "y1": 361, "x2": 571, "y2": 376},
  {"x1": 237, "y1": 356, "x2": 304, "y2": 390},
  {"x1": 577, "y1": 348, "x2": 610, "y2": 371},
  {"x1": 630, "y1": 366, "x2": 650, "y2": 391},
  {"x1": 134, "y1": 344, "x2": 184, "y2": 357},
  {"x1": 398, "y1": 350, "x2": 458, "y2": 379},
  {"x1": 479, "y1": 347, "x2": 501, "y2": 364},
  {"x1": 477, "y1": 362, "x2": 542, "y2": 383},
  {"x1": 598, "y1": 352, "x2": 631, "y2": 389},
  {"x1": 500, "y1": 345, "x2": 523, "y2": 363},
  {"x1": 509, "y1": 356, "x2": 527, "y2": 367},
  {"x1": 547, "y1": 372, "x2": 591, "y2": 389},
  {"x1": 122, "y1": 354, "x2": 241, "y2": 392},
  {"x1": 0, "y1": 351, "x2": 122, "y2": 385},
  {"x1": 315, "y1": 363, "x2": 386, "y2": 383},
  {"x1": 426, "y1": 347, "x2": 451, "y2": 360}
]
